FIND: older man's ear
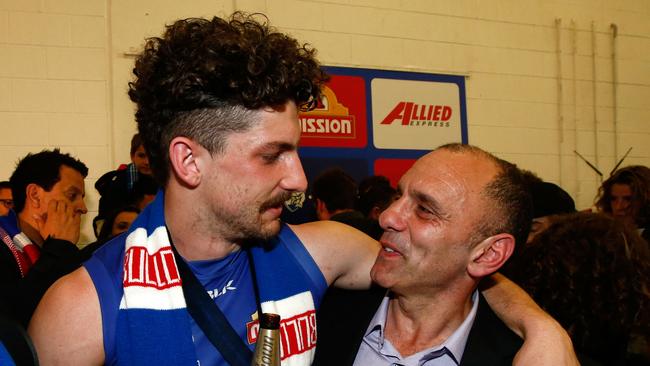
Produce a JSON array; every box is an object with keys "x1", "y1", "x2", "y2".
[{"x1": 467, "y1": 233, "x2": 515, "y2": 278}]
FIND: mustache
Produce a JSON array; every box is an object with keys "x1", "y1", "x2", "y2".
[{"x1": 259, "y1": 192, "x2": 293, "y2": 212}]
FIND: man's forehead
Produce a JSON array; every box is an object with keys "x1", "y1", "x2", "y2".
[
  {"x1": 56, "y1": 165, "x2": 85, "y2": 189},
  {"x1": 417, "y1": 149, "x2": 495, "y2": 177},
  {"x1": 401, "y1": 150, "x2": 497, "y2": 197}
]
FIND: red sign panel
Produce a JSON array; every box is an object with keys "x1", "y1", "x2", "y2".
[
  {"x1": 374, "y1": 158, "x2": 417, "y2": 187},
  {"x1": 298, "y1": 75, "x2": 367, "y2": 148}
]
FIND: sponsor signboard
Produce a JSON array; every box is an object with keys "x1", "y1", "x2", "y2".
[
  {"x1": 292, "y1": 67, "x2": 466, "y2": 217},
  {"x1": 372, "y1": 78, "x2": 461, "y2": 150},
  {"x1": 299, "y1": 75, "x2": 367, "y2": 148}
]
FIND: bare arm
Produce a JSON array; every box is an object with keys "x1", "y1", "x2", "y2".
[
  {"x1": 290, "y1": 220, "x2": 380, "y2": 289},
  {"x1": 28, "y1": 267, "x2": 104, "y2": 366},
  {"x1": 481, "y1": 273, "x2": 579, "y2": 366}
]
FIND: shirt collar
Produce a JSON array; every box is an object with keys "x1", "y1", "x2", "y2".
[
  {"x1": 440, "y1": 290, "x2": 479, "y2": 363},
  {"x1": 364, "y1": 292, "x2": 391, "y2": 348},
  {"x1": 363, "y1": 290, "x2": 480, "y2": 365}
]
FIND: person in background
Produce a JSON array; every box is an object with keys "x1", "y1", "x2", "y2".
[
  {"x1": 94, "y1": 133, "x2": 158, "y2": 235},
  {"x1": 129, "y1": 174, "x2": 158, "y2": 210},
  {"x1": 595, "y1": 165, "x2": 650, "y2": 242},
  {"x1": 526, "y1": 181, "x2": 576, "y2": 243},
  {"x1": 0, "y1": 149, "x2": 88, "y2": 326},
  {"x1": 311, "y1": 168, "x2": 382, "y2": 239},
  {"x1": 79, "y1": 206, "x2": 142, "y2": 259},
  {"x1": 97, "y1": 206, "x2": 140, "y2": 242},
  {"x1": 30, "y1": 13, "x2": 576, "y2": 366},
  {"x1": 507, "y1": 212, "x2": 650, "y2": 366},
  {"x1": 0, "y1": 181, "x2": 13, "y2": 216},
  {"x1": 356, "y1": 175, "x2": 397, "y2": 221}
]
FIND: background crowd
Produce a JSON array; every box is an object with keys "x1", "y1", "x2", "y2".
[
  {"x1": 0, "y1": 10, "x2": 649, "y2": 366},
  {"x1": 4, "y1": 142, "x2": 648, "y2": 365}
]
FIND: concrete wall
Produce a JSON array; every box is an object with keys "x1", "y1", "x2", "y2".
[{"x1": 1, "y1": 0, "x2": 649, "y2": 243}]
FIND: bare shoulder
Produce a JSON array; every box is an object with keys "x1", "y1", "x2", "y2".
[
  {"x1": 28, "y1": 267, "x2": 104, "y2": 365},
  {"x1": 290, "y1": 221, "x2": 380, "y2": 289}
]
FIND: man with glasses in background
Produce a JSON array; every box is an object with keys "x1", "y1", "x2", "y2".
[{"x1": 0, "y1": 181, "x2": 13, "y2": 216}]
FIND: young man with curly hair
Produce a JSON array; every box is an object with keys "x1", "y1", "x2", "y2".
[{"x1": 29, "y1": 13, "x2": 576, "y2": 366}]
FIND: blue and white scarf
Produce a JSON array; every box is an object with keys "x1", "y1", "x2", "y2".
[
  {"x1": 116, "y1": 191, "x2": 196, "y2": 365},
  {"x1": 114, "y1": 191, "x2": 324, "y2": 365}
]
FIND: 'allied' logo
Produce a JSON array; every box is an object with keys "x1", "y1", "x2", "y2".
[{"x1": 381, "y1": 102, "x2": 452, "y2": 127}]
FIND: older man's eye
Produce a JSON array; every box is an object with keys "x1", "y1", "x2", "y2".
[
  {"x1": 416, "y1": 205, "x2": 435, "y2": 218},
  {"x1": 262, "y1": 153, "x2": 280, "y2": 163}
]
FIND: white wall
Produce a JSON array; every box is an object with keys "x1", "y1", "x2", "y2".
[
  {"x1": 0, "y1": 0, "x2": 109, "y2": 243},
  {"x1": 2, "y1": 0, "x2": 649, "y2": 243}
]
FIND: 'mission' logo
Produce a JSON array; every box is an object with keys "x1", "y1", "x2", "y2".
[
  {"x1": 300, "y1": 86, "x2": 355, "y2": 138},
  {"x1": 381, "y1": 102, "x2": 452, "y2": 127}
]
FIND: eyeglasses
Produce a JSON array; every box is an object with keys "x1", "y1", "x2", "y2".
[{"x1": 0, "y1": 199, "x2": 14, "y2": 208}]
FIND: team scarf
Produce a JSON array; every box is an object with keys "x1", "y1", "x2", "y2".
[
  {"x1": 116, "y1": 191, "x2": 197, "y2": 365},
  {"x1": 115, "y1": 191, "x2": 321, "y2": 365},
  {"x1": 0, "y1": 210, "x2": 41, "y2": 277}
]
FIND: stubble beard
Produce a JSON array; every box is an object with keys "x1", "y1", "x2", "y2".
[{"x1": 223, "y1": 191, "x2": 292, "y2": 243}]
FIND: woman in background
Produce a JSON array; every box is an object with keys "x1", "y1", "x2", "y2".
[
  {"x1": 507, "y1": 212, "x2": 650, "y2": 366},
  {"x1": 595, "y1": 165, "x2": 650, "y2": 243}
]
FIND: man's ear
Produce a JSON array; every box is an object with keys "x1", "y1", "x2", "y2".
[
  {"x1": 25, "y1": 183, "x2": 43, "y2": 210},
  {"x1": 369, "y1": 206, "x2": 382, "y2": 220},
  {"x1": 315, "y1": 198, "x2": 328, "y2": 220},
  {"x1": 467, "y1": 233, "x2": 515, "y2": 278},
  {"x1": 168, "y1": 137, "x2": 205, "y2": 188}
]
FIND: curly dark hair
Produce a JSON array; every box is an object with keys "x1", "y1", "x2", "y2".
[
  {"x1": 9, "y1": 149, "x2": 88, "y2": 213},
  {"x1": 128, "y1": 12, "x2": 329, "y2": 184},
  {"x1": 595, "y1": 165, "x2": 650, "y2": 228},
  {"x1": 507, "y1": 212, "x2": 650, "y2": 364}
]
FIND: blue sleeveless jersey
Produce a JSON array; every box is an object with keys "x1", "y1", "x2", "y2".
[{"x1": 84, "y1": 223, "x2": 327, "y2": 366}]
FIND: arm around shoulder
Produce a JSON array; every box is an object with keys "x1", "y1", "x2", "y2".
[
  {"x1": 481, "y1": 273, "x2": 579, "y2": 366},
  {"x1": 290, "y1": 220, "x2": 380, "y2": 289},
  {"x1": 28, "y1": 267, "x2": 104, "y2": 366}
]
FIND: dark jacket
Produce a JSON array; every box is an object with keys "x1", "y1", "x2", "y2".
[
  {"x1": 314, "y1": 291, "x2": 522, "y2": 366},
  {"x1": 95, "y1": 167, "x2": 131, "y2": 220},
  {"x1": 0, "y1": 236, "x2": 83, "y2": 327}
]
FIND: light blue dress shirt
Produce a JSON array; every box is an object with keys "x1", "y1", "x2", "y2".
[{"x1": 353, "y1": 291, "x2": 479, "y2": 366}]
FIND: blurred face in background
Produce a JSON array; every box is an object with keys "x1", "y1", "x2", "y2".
[
  {"x1": 609, "y1": 183, "x2": 637, "y2": 226},
  {"x1": 0, "y1": 187, "x2": 13, "y2": 216},
  {"x1": 131, "y1": 145, "x2": 152, "y2": 176},
  {"x1": 111, "y1": 211, "x2": 138, "y2": 236}
]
